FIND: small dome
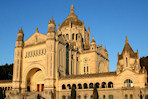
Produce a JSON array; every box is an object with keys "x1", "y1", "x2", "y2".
[
  {"x1": 61, "y1": 5, "x2": 83, "y2": 28},
  {"x1": 91, "y1": 37, "x2": 96, "y2": 43}
]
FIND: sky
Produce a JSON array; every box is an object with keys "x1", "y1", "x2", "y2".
[{"x1": 0, "y1": 0, "x2": 148, "y2": 71}]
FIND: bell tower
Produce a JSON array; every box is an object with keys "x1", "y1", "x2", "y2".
[
  {"x1": 117, "y1": 36, "x2": 141, "y2": 74},
  {"x1": 12, "y1": 27, "x2": 24, "y2": 94},
  {"x1": 45, "y1": 17, "x2": 56, "y2": 98}
]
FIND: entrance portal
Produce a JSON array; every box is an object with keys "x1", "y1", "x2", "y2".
[{"x1": 26, "y1": 68, "x2": 45, "y2": 92}]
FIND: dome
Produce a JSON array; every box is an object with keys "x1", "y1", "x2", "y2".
[{"x1": 61, "y1": 5, "x2": 83, "y2": 28}]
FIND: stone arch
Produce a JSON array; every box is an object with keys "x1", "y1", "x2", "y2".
[
  {"x1": 95, "y1": 82, "x2": 100, "y2": 88},
  {"x1": 89, "y1": 83, "x2": 93, "y2": 88},
  {"x1": 67, "y1": 84, "x2": 71, "y2": 89},
  {"x1": 83, "y1": 83, "x2": 88, "y2": 89},
  {"x1": 72, "y1": 84, "x2": 76, "y2": 89},
  {"x1": 101, "y1": 82, "x2": 106, "y2": 88},
  {"x1": 22, "y1": 63, "x2": 45, "y2": 92},
  {"x1": 78, "y1": 83, "x2": 82, "y2": 89},
  {"x1": 119, "y1": 74, "x2": 137, "y2": 87},
  {"x1": 108, "y1": 82, "x2": 113, "y2": 88},
  {"x1": 62, "y1": 84, "x2": 66, "y2": 90}
]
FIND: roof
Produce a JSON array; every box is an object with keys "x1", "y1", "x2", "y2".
[
  {"x1": 59, "y1": 72, "x2": 116, "y2": 80},
  {"x1": 91, "y1": 37, "x2": 96, "y2": 43},
  {"x1": 61, "y1": 5, "x2": 83, "y2": 28},
  {"x1": 119, "y1": 36, "x2": 137, "y2": 60}
]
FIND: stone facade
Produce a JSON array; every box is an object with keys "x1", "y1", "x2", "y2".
[{"x1": 2, "y1": 5, "x2": 148, "y2": 99}]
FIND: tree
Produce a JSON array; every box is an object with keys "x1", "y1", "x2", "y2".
[
  {"x1": 93, "y1": 84, "x2": 98, "y2": 99},
  {"x1": 70, "y1": 85, "x2": 76, "y2": 99},
  {"x1": 140, "y1": 56, "x2": 148, "y2": 71}
]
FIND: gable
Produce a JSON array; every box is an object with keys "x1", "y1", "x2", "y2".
[{"x1": 24, "y1": 33, "x2": 47, "y2": 47}]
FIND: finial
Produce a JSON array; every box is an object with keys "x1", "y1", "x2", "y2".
[
  {"x1": 92, "y1": 36, "x2": 94, "y2": 40},
  {"x1": 58, "y1": 24, "x2": 60, "y2": 30},
  {"x1": 19, "y1": 27, "x2": 23, "y2": 33},
  {"x1": 101, "y1": 44, "x2": 102, "y2": 47},
  {"x1": 71, "y1": 4, "x2": 74, "y2": 14},
  {"x1": 137, "y1": 49, "x2": 139, "y2": 57},
  {"x1": 126, "y1": 35, "x2": 128, "y2": 43},
  {"x1": 49, "y1": 16, "x2": 55, "y2": 24},
  {"x1": 35, "y1": 28, "x2": 39, "y2": 33},
  {"x1": 51, "y1": 16, "x2": 53, "y2": 21},
  {"x1": 88, "y1": 27, "x2": 90, "y2": 32}
]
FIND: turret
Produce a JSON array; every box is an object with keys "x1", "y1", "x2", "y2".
[
  {"x1": 48, "y1": 17, "x2": 56, "y2": 33},
  {"x1": 117, "y1": 36, "x2": 141, "y2": 74},
  {"x1": 16, "y1": 27, "x2": 24, "y2": 47},
  {"x1": 45, "y1": 17, "x2": 56, "y2": 96},
  {"x1": 12, "y1": 27, "x2": 24, "y2": 94},
  {"x1": 90, "y1": 37, "x2": 96, "y2": 51},
  {"x1": 47, "y1": 17, "x2": 56, "y2": 40}
]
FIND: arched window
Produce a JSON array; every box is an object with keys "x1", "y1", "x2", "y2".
[
  {"x1": 76, "y1": 34, "x2": 78, "y2": 40},
  {"x1": 62, "y1": 84, "x2": 66, "y2": 90},
  {"x1": 89, "y1": 83, "x2": 93, "y2": 88},
  {"x1": 124, "y1": 79, "x2": 133, "y2": 87},
  {"x1": 90, "y1": 95, "x2": 93, "y2": 99},
  {"x1": 103, "y1": 95, "x2": 106, "y2": 99},
  {"x1": 126, "y1": 57, "x2": 128, "y2": 67},
  {"x1": 72, "y1": 33, "x2": 74, "y2": 40},
  {"x1": 95, "y1": 82, "x2": 100, "y2": 88},
  {"x1": 66, "y1": 34, "x2": 69, "y2": 40},
  {"x1": 62, "y1": 95, "x2": 66, "y2": 99},
  {"x1": 125, "y1": 94, "x2": 128, "y2": 99},
  {"x1": 84, "y1": 83, "x2": 88, "y2": 89},
  {"x1": 102, "y1": 82, "x2": 106, "y2": 88},
  {"x1": 87, "y1": 66, "x2": 88, "y2": 72},
  {"x1": 130, "y1": 94, "x2": 133, "y2": 99},
  {"x1": 108, "y1": 82, "x2": 113, "y2": 88},
  {"x1": 72, "y1": 84, "x2": 76, "y2": 89},
  {"x1": 78, "y1": 84, "x2": 82, "y2": 89},
  {"x1": 84, "y1": 67, "x2": 85, "y2": 73},
  {"x1": 67, "y1": 84, "x2": 71, "y2": 89},
  {"x1": 109, "y1": 95, "x2": 114, "y2": 99}
]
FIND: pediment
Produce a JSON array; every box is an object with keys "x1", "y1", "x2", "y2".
[{"x1": 24, "y1": 33, "x2": 47, "y2": 47}]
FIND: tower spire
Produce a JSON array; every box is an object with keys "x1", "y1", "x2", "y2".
[
  {"x1": 35, "y1": 28, "x2": 39, "y2": 33},
  {"x1": 126, "y1": 35, "x2": 128, "y2": 44},
  {"x1": 71, "y1": 4, "x2": 74, "y2": 14}
]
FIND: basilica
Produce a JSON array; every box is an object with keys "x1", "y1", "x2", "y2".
[{"x1": 2, "y1": 5, "x2": 148, "y2": 99}]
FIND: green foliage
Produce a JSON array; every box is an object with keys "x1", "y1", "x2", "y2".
[
  {"x1": 70, "y1": 85, "x2": 76, "y2": 99},
  {"x1": 93, "y1": 85, "x2": 98, "y2": 99},
  {"x1": 0, "y1": 87, "x2": 3, "y2": 99},
  {"x1": 0, "y1": 63, "x2": 13, "y2": 80},
  {"x1": 140, "y1": 56, "x2": 148, "y2": 71}
]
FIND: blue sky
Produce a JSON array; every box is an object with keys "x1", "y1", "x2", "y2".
[{"x1": 0, "y1": 0, "x2": 148, "y2": 71}]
